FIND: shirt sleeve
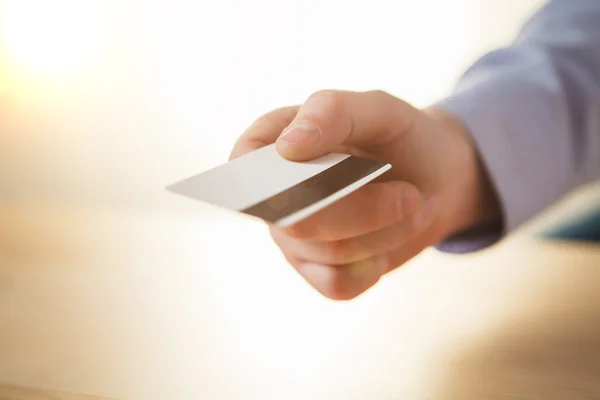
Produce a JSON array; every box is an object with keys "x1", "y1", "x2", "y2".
[{"x1": 435, "y1": 0, "x2": 600, "y2": 253}]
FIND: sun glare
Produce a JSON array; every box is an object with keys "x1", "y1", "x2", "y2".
[{"x1": 1, "y1": 0, "x2": 105, "y2": 75}]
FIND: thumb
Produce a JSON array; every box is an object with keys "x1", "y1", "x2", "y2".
[{"x1": 276, "y1": 89, "x2": 418, "y2": 161}]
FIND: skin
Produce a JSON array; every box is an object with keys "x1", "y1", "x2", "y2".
[{"x1": 230, "y1": 90, "x2": 500, "y2": 301}]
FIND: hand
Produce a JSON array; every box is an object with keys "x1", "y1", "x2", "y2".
[{"x1": 231, "y1": 90, "x2": 500, "y2": 300}]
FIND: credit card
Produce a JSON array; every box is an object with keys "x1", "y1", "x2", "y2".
[{"x1": 167, "y1": 144, "x2": 391, "y2": 226}]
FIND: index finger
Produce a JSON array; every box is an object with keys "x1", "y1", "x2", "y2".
[
  {"x1": 229, "y1": 105, "x2": 300, "y2": 160},
  {"x1": 275, "y1": 90, "x2": 418, "y2": 162}
]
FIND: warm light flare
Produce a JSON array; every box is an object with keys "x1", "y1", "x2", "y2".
[{"x1": 1, "y1": 0, "x2": 105, "y2": 75}]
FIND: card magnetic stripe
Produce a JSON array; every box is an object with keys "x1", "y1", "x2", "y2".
[{"x1": 241, "y1": 156, "x2": 388, "y2": 223}]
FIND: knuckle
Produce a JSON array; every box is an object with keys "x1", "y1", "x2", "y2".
[
  {"x1": 368, "y1": 89, "x2": 392, "y2": 100},
  {"x1": 310, "y1": 88, "x2": 339, "y2": 100},
  {"x1": 309, "y1": 89, "x2": 346, "y2": 112}
]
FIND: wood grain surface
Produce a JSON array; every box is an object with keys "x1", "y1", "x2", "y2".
[{"x1": 0, "y1": 384, "x2": 115, "y2": 400}]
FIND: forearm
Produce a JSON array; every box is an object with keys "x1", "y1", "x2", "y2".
[{"x1": 435, "y1": 0, "x2": 600, "y2": 251}]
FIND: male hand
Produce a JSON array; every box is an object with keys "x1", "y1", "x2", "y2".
[{"x1": 231, "y1": 90, "x2": 499, "y2": 300}]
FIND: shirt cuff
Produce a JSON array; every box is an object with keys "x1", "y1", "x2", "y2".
[
  {"x1": 434, "y1": 223, "x2": 503, "y2": 254},
  {"x1": 432, "y1": 75, "x2": 566, "y2": 253}
]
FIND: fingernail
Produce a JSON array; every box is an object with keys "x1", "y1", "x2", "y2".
[{"x1": 279, "y1": 122, "x2": 322, "y2": 145}]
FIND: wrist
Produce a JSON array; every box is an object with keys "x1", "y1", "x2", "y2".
[{"x1": 425, "y1": 107, "x2": 501, "y2": 236}]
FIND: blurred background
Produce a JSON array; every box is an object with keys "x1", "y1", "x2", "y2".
[{"x1": 2, "y1": 0, "x2": 600, "y2": 399}]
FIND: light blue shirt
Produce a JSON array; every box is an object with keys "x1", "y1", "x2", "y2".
[{"x1": 437, "y1": 0, "x2": 600, "y2": 252}]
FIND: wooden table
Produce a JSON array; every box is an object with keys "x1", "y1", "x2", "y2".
[
  {"x1": 0, "y1": 383, "x2": 114, "y2": 400},
  {"x1": 2, "y1": 196, "x2": 600, "y2": 400}
]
